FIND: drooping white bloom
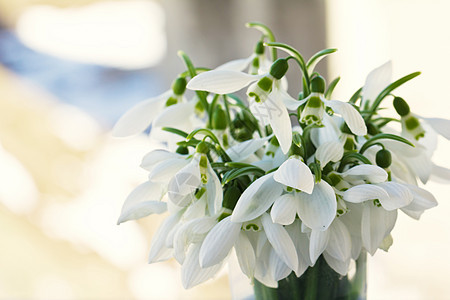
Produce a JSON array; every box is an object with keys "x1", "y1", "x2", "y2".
[
  {"x1": 187, "y1": 59, "x2": 300, "y2": 154},
  {"x1": 116, "y1": 181, "x2": 166, "y2": 224}
]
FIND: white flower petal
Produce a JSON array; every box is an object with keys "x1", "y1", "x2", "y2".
[
  {"x1": 421, "y1": 117, "x2": 450, "y2": 140},
  {"x1": 206, "y1": 164, "x2": 223, "y2": 215},
  {"x1": 376, "y1": 182, "x2": 413, "y2": 210},
  {"x1": 271, "y1": 194, "x2": 298, "y2": 225},
  {"x1": 344, "y1": 184, "x2": 389, "y2": 204},
  {"x1": 167, "y1": 158, "x2": 201, "y2": 207},
  {"x1": 341, "y1": 165, "x2": 388, "y2": 184},
  {"x1": 231, "y1": 173, "x2": 283, "y2": 223},
  {"x1": 187, "y1": 70, "x2": 261, "y2": 94},
  {"x1": 112, "y1": 91, "x2": 170, "y2": 137},
  {"x1": 278, "y1": 88, "x2": 307, "y2": 110},
  {"x1": 327, "y1": 100, "x2": 367, "y2": 136},
  {"x1": 297, "y1": 181, "x2": 337, "y2": 231},
  {"x1": 286, "y1": 220, "x2": 312, "y2": 276},
  {"x1": 148, "y1": 210, "x2": 183, "y2": 263},
  {"x1": 117, "y1": 181, "x2": 165, "y2": 224},
  {"x1": 325, "y1": 219, "x2": 352, "y2": 261},
  {"x1": 183, "y1": 196, "x2": 207, "y2": 221},
  {"x1": 181, "y1": 243, "x2": 223, "y2": 289},
  {"x1": 402, "y1": 150, "x2": 433, "y2": 184},
  {"x1": 267, "y1": 92, "x2": 293, "y2": 154},
  {"x1": 315, "y1": 141, "x2": 344, "y2": 168},
  {"x1": 310, "y1": 114, "x2": 341, "y2": 147},
  {"x1": 148, "y1": 158, "x2": 189, "y2": 183},
  {"x1": 254, "y1": 243, "x2": 278, "y2": 288},
  {"x1": 141, "y1": 149, "x2": 181, "y2": 171},
  {"x1": 431, "y1": 163, "x2": 450, "y2": 183},
  {"x1": 401, "y1": 184, "x2": 438, "y2": 219},
  {"x1": 227, "y1": 136, "x2": 271, "y2": 162},
  {"x1": 323, "y1": 252, "x2": 350, "y2": 276},
  {"x1": 235, "y1": 232, "x2": 256, "y2": 278},
  {"x1": 309, "y1": 229, "x2": 329, "y2": 264},
  {"x1": 216, "y1": 56, "x2": 254, "y2": 71},
  {"x1": 152, "y1": 101, "x2": 195, "y2": 128},
  {"x1": 269, "y1": 249, "x2": 292, "y2": 281},
  {"x1": 362, "y1": 61, "x2": 392, "y2": 107},
  {"x1": 361, "y1": 203, "x2": 397, "y2": 255},
  {"x1": 273, "y1": 157, "x2": 314, "y2": 193},
  {"x1": 173, "y1": 217, "x2": 216, "y2": 263},
  {"x1": 199, "y1": 216, "x2": 241, "y2": 268},
  {"x1": 118, "y1": 201, "x2": 166, "y2": 225},
  {"x1": 261, "y1": 213, "x2": 298, "y2": 271}
]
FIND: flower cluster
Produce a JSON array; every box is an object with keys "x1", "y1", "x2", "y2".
[{"x1": 114, "y1": 23, "x2": 449, "y2": 289}]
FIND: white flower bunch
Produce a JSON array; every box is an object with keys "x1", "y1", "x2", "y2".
[{"x1": 113, "y1": 23, "x2": 449, "y2": 289}]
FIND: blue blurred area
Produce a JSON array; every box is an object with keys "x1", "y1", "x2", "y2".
[{"x1": 0, "y1": 27, "x2": 164, "y2": 127}]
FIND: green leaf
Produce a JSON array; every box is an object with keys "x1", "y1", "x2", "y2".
[
  {"x1": 222, "y1": 167, "x2": 265, "y2": 185},
  {"x1": 349, "y1": 87, "x2": 362, "y2": 104},
  {"x1": 324, "y1": 77, "x2": 340, "y2": 98},
  {"x1": 306, "y1": 48, "x2": 337, "y2": 72},
  {"x1": 366, "y1": 72, "x2": 421, "y2": 120},
  {"x1": 162, "y1": 127, "x2": 189, "y2": 138},
  {"x1": 338, "y1": 152, "x2": 372, "y2": 172},
  {"x1": 359, "y1": 133, "x2": 414, "y2": 154},
  {"x1": 186, "y1": 128, "x2": 220, "y2": 144}
]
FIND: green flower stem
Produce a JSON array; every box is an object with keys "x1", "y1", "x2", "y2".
[
  {"x1": 246, "y1": 22, "x2": 277, "y2": 61},
  {"x1": 177, "y1": 51, "x2": 210, "y2": 115},
  {"x1": 265, "y1": 42, "x2": 310, "y2": 96}
]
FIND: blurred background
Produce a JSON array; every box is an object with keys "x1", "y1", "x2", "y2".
[{"x1": 0, "y1": 0, "x2": 449, "y2": 299}]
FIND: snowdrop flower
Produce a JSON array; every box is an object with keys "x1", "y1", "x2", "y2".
[
  {"x1": 167, "y1": 146, "x2": 223, "y2": 216},
  {"x1": 187, "y1": 58, "x2": 299, "y2": 153},
  {"x1": 343, "y1": 178, "x2": 413, "y2": 254},
  {"x1": 116, "y1": 181, "x2": 166, "y2": 224},
  {"x1": 216, "y1": 41, "x2": 271, "y2": 74},
  {"x1": 231, "y1": 156, "x2": 337, "y2": 231},
  {"x1": 308, "y1": 218, "x2": 352, "y2": 274},
  {"x1": 297, "y1": 76, "x2": 367, "y2": 136}
]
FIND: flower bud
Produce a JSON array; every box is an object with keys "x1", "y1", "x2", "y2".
[
  {"x1": 376, "y1": 149, "x2": 392, "y2": 168},
  {"x1": 254, "y1": 41, "x2": 265, "y2": 55},
  {"x1": 176, "y1": 145, "x2": 189, "y2": 155},
  {"x1": 171, "y1": 77, "x2": 187, "y2": 95},
  {"x1": 311, "y1": 76, "x2": 325, "y2": 93},
  {"x1": 393, "y1": 97, "x2": 410, "y2": 117},
  {"x1": 212, "y1": 105, "x2": 227, "y2": 130},
  {"x1": 269, "y1": 58, "x2": 289, "y2": 80},
  {"x1": 195, "y1": 141, "x2": 209, "y2": 154}
]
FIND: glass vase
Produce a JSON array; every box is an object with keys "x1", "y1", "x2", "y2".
[{"x1": 252, "y1": 253, "x2": 367, "y2": 300}]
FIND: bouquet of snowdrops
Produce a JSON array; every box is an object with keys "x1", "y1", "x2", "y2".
[{"x1": 113, "y1": 23, "x2": 448, "y2": 299}]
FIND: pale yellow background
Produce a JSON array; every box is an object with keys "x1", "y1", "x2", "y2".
[{"x1": 0, "y1": 0, "x2": 449, "y2": 299}]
